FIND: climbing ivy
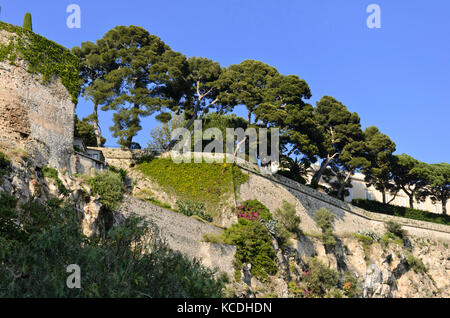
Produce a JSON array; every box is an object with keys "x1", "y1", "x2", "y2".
[{"x1": 0, "y1": 21, "x2": 81, "y2": 105}]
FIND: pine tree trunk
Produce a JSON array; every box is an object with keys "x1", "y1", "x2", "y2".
[
  {"x1": 382, "y1": 190, "x2": 386, "y2": 204},
  {"x1": 337, "y1": 171, "x2": 352, "y2": 200},
  {"x1": 93, "y1": 104, "x2": 102, "y2": 147},
  {"x1": 409, "y1": 195, "x2": 414, "y2": 209},
  {"x1": 442, "y1": 199, "x2": 447, "y2": 215},
  {"x1": 311, "y1": 158, "x2": 330, "y2": 188}
]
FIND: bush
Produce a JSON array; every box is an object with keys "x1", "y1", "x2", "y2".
[
  {"x1": 352, "y1": 199, "x2": 450, "y2": 226},
  {"x1": 89, "y1": 170, "x2": 125, "y2": 210},
  {"x1": 407, "y1": 254, "x2": 427, "y2": 274},
  {"x1": 274, "y1": 201, "x2": 300, "y2": 233},
  {"x1": 303, "y1": 258, "x2": 340, "y2": 297},
  {"x1": 222, "y1": 218, "x2": 277, "y2": 282},
  {"x1": 0, "y1": 151, "x2": 10, "y2": 178},
  {"x1": 313, "y1": 208, "x2": 336, "y2": 247},
  {"x1": 386, "y1": 221, "x2": 405, "y2": 239},
  {"x1": 271, "y1": 201, "x2": 301, "y2": 249},
  {"x1": 236, "y1": 199, "x2": 272, "y2": 222},
  {"x1": 342, "y1": 272, "x2": 360, "y2": 298},
  {"x1": 176, "y1": 200, "x2": 212, "y2": 222},
  {"x1": 0, "y1": 194, "x2": 227, "y2": 297}
]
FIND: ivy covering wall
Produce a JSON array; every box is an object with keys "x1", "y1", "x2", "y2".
[{"x1": 0, "y1": 21, "x2": 80, "y2": 104}]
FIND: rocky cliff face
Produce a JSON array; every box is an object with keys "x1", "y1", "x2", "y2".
[{"x1": 1, "y1": 152, "x2": 449, "y2": 298}]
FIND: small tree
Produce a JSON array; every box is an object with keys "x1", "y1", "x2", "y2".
[
  {"x1": 313, "y1": 208, "x2": 336, "y2": 247},
  {"x1": 23, "y1": 13, "x2": 32, "y2": 31}
]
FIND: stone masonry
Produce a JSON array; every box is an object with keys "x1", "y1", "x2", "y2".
[{"x1": 0, "y1": 31, "x2": 75, "y2": 170}]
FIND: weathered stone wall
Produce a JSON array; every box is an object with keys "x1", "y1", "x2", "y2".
[
  {"x1": 118, "y1": 196, "x2": 236, "y2": 275},
  {"x1": 0, "y1": 31, "x2": 75, "y2": 170},
  {"x1": 238, "y1": 167, "x2": 450, "y2": 241}
]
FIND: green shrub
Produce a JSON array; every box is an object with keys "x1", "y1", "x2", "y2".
[
  {"x1": 386, "y1": 221, "x2": 405, "y2": 238},
  {"x1": 22, "y1": 13, "x2": 33, "y2": 31},
  {"x1": 352, "y1": 199, "x2": 450, "y2": 226},
  {"x1": 108, "y1": 165, "x2": 128, "y2": 183},
  {"x1": 0, "y1": 193, "x2": 25, "y2": 241},
  {"x1": 353, "y1": 233, "x2": 374, "y2": 263},
  {"x1": 407, "y1": 254, "x2": 427, "y2": 274},
  {"x1": 0, "y1": 195, "x2": 226, "y2": 297},
  {"x1": 304, "y1": 258, "x2": 340, "y2": 297},
  {"x1": 176, "y1": 200, "x2": 213, "y2": 222},
  {"x1": 237, "y1": 199, "x2": 272, "y2": 222},
  {"x1": 342, "y1": 272, "x2": 360, "y2": 298},
  {"x1": 89, "y1": 170, "x2": 125, "y2": 210},
  {"x1": 0, "y1": 151, "x2": 10, "y2": 178},
  {"x1": 222, "y1": 218, "x2": 277, "y2": 282},
  {"x1": 274, "y1": 201, "x2": 300, "y2": 233},
  {"x1": 313, "y1": 208, "x2": 336, "y2": 247},
  {"x1": 42, "y1": 167, "x2": 69, "y2": 195},
  {"x1": 202, "y1": 233, "x2": 224, "y2": 244}
]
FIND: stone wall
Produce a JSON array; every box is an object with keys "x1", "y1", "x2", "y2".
[
  {"x1": 118, "y1": 196, "x2": 236, "y2": 275},
  {"x1": 238, "y1": 166, "x2": 450, "y2": 241},
  {"x1": 0, "y1": 31, "x2": 75, "y2": 170}
]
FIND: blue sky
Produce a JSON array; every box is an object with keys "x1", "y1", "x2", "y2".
[{"x1": 1, "y1": 0, "x2": 449, "y2": 163}]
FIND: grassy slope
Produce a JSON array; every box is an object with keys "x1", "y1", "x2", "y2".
[{"x1": 137, "y1": 158, "x2": 248, "y2": 219}]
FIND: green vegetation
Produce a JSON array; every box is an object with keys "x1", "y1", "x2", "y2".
[
  {"x1": 222, "y1": 218, "x2": 277, "y2": 282},
  {"x1": 0, "y1": 193, "x2": 226, "y2": 297},
  {"x1": 42, "y1": 167, "x2": 69, "y2": 196},
  {"x1": 176, "y1": 200, "x2": 212, "y2": 222},
  {"x1": 138, "y1": 158, "x2": 248, "y2": 220},
  {"x1": 0, "y1": 22, "x2": 80, "y2": 104},
  {"x1": 236, "y1": 199, "x2": 272, "y2": 222},
  {"x1": 313, "y1": 208, "x2": 336, "y2": 247},
  {"x1": 407, "y1": 254, "x2": 427, "y2": 274},
  {"x1": 88, "y1": 170, "x2": 125, "y2": 210},
  {"x1": 381, "y1": 221, "x2": 405, "y2": 246},
  {"x1": 22, "y1": 13, "x2": 32, "y2": 31},
  {"x1": 74, "y1": 116, "x2": 106, "y2": 147},
  {"x1": 352, "y1": 199, "x2": 450, "y2": 226},
  {"x1": 289, "y1": 258, "x2": 360, "y2": 298},
  {"x1": 353, "y1": 233, "x2": 375, "y2": 263},
  {"x1": 272, "y1": 200, "x2": 301, "y2": 248},
  {"x1": 0, "y1": 151, "x2": 10, "y2": 178}
]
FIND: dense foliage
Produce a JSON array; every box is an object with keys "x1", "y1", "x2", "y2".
[
  {"x1": 0, "y1": 22, "x2": 81, "y2": 104},
  {"x1": 88, "y1": 170, "x2": 125, "y2": 210},
  {"x1": 313, "y1": 208, "x2": 336, "y2": 247},
  {"x1": 0, "y1": 193, "x2": 226, "y2": 297},
  {"x1": 0, "y1": 151, "x2": 10, "y2": 178},
  {"x1": 289, "y1": 258, "x2": 359, "y2": 298},
  {"x1": 236, "y1": 199, "x2": 272, "y2": 222},
  {"x1": 222, "y1": 218, "x2": 277, "y2": 282},
  {"x1": 352, "y1": 199, "x2": 450, "y2": 226}
]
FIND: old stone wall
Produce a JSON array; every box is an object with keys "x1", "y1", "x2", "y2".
[
  {"x1": 238, "y1": 166, "x2": 450, "y2": 241},
  {"x1": 0, "y1": 32, "x2": 75, "y2": 170},
  {"x1": 118, "y1": 196, "x2": 236, "y2": 275}
]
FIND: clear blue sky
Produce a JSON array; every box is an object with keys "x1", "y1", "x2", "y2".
[{"x1": 2, "y1": 0, "x2": 449, "y2": 163}]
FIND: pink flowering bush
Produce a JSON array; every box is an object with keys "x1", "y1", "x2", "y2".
[{"x1": 236, "y1": 200, "x2": 272, "y2": 222}]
